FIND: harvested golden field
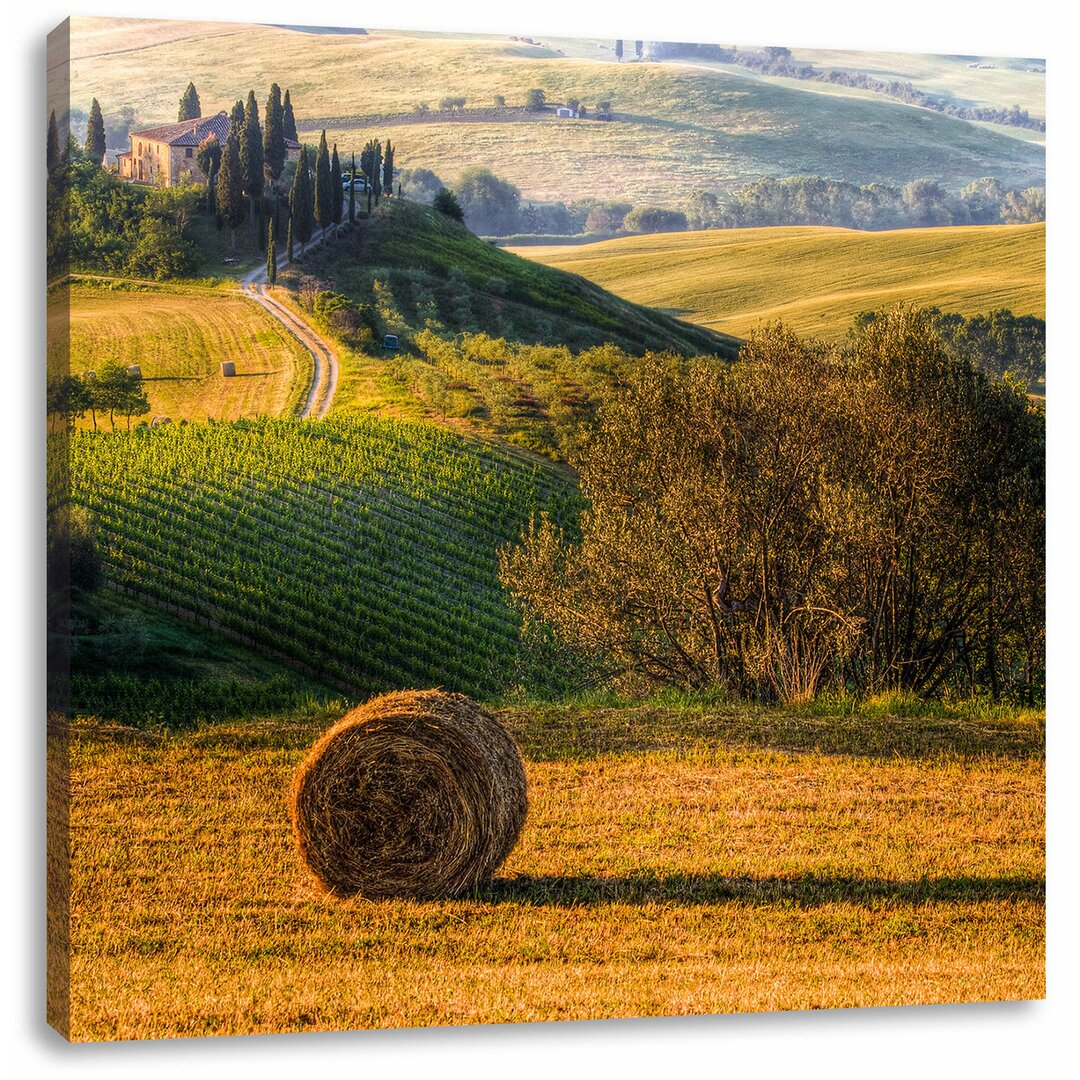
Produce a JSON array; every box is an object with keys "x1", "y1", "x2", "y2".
[
  {"x1": 62, "y1": 704, "x2": 1044, "y2": 1040},
  {"x1": 59, "y1": 281, "x2": 311, "y2": 424},
  {"x1": 510, "y1": 222, "x2": 1045, "y2": 342}
]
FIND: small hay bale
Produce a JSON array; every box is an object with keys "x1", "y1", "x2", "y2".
[
  {"x1": 126, "y1": 364, "x2": 142, "y2": 377},
  {"x1": 289, "y1": 689, "x2": 527, "y2": 899},
  {"x1": 220, "y1": 361, "x2": 236, "y2": 377}
]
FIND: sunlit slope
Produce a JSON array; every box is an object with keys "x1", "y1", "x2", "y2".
[
  {"x1": 509, "y1": 223, "x2": 1045, "y2": 342},
  {"x1": 71, "y1": 417, "x2": 581, "y2": 699},
  {"x1": 68, "y1": 21, "x2": 1045, "y2": 208}
]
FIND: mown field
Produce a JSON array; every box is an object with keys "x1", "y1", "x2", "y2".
[
  {"x1": 59, "y1": 280, "x2": 312, "y2": 424},
  {"x1": 67, "y1": 21, "x2": 1045, "y2": 209},
  {"x1": 61, "y1": 701, "x2": 1044, "y2": 1040},
  {"x1": 510, "y1": 222, "x2": 1045, "y2": 342}
]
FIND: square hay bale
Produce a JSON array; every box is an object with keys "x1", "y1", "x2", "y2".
[{"x1": 221, "y1": 361, "x2": 236, "y2": 377}]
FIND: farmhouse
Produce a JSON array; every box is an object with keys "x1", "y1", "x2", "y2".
[{"x1": 116, "y1": 112, "x2": 302, "y2": 187}]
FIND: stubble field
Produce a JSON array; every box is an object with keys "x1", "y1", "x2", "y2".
[{"x1": 61, "y1": 702, "x2": 1044, "y2": 1040}]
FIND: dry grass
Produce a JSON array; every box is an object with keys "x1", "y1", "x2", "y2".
[
  {"x1": 66, "y1": 21, "x2": 1044, "y2": 209},
  {"x1": 64, "y1": 704, "x2": 1044, "y2": 1040},
  {"x1": 58, "y1": 280, "x2": 312, "y2": 424},
  {"x1": 510, "y1": 222, "x2": 1045, "y2": 342}
]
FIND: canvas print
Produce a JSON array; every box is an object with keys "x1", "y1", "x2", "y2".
[{"x1": 45, "y1": 16, "x2": 1045, "y2": 1042}]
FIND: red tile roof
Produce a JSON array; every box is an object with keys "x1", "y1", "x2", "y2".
[{"x1": 130, "y1": 112, "x2": 301, "y2": 149}]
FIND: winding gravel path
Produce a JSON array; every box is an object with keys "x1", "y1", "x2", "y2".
[{"x1": 240, "y1": 227, "x2": 339, "y2": 419}]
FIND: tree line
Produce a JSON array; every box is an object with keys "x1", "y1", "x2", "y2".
[
  {"x1": 642, "y1": 43, "x2": 1044, "y2": 132},
  {"x1": 48, "y1": 364, "x2": 150, "y2": 431},
  {"x1": 395, "y1": 162, "x2": 1044, "y2": 239},
  {"x1": 501, "y1": 306, "x2": 1044, "y2": 704}
]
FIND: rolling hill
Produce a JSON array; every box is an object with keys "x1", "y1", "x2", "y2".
[
  {"x1": 70, "y1": 416, "x2": 582, "y2": 713},
  {"x1": 508, "y1": 222, "x2": 1045, "y2": 342},
  {"x1": 67, "y1": 20, "x2": 1045, "y2": 212}
]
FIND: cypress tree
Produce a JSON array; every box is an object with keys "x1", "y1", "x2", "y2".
[
  {"x1": 330, "y1": 143, "x2": 343, "y2": 228},
  {"x1": 289, "y1": 145, "x2": 314, "y2": 252},
  {"x1": 47, "y1": 110, "x2": 60, "y2": 175},
  {"x1": 179, "y1": 82, "x2": 201, "y2": 121},
  {"x1": 382, "y1": 140, "x2": 394, "y2": 198},
  {"x1": 287, "y1": 214, "x2": 294, "y2": 263},
  {"x1": 85, "y1": 98, "x2": 105, "y2": 164},
  {"x1": 614, "y1": 39, "x2": 624, "y2": 62},
  {"x1": 241, "y1": 90, "x2": 264, "y2": 233},
  {"x1": 196, "y1": 134, "x2": 221, "y2": 210},
  {"x1": 230, "y1": 99, "x2": 245, "y2": 135},
  {"x1": 263, "y1": 83, "x2": 286, "y2": 186},
  {"x1": 314, "y1": 130, "x2": 333, "y2": 232},
  {"x1": 267, "y1": 218, "x2": 276, "y2": 285},
  {"x1": 282, "y1": 89, "x2": 298, "y2": 142},
  {"x1": 349, "y1": 152, "x2": 356, "y2": 223},
  {"x1": 362, "y1": 139, "x2": 382, "y2": 205},
  {"x1": 216, "y1": 121, "x2": 245, "y2": 253}
]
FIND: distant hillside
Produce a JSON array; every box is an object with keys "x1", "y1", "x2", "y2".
[
  {"x1": 509, "y1": 222, "x2": 1045, "y2": 343},
  {"x1": 277, "y1": 200, "x2": 737, "y2": 457},
  {"x1": 68, "y1": 21, "x2": 1045, "y2": 212}
]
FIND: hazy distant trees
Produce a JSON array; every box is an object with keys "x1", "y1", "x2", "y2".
[
  {"x1": 622, "y1": 206, "x2": 688, "y2": 232},
  {"x1": 684, "y1": 175, "x2": 1045, "y2": 231},
  {"x1": 614, "y1": 40, "x2": 623, "y2": 61},
  {"x1": 452, "y1": 167, "x2": 521, "y2": 235},
  {"x1": 526, "y1": 88, "x2": 547, "y2": 110},
  {"x1": 397, "y1": 167, "x2": 445, "y2": 204}
]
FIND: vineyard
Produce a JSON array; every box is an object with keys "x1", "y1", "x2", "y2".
[{"x1": 70, "y1": 417, "x2": 582, "y2": 704}]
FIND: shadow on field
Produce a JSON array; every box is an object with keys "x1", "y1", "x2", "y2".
[{"x1": 480, "y1": 872, "x2": 1044, "y2": 907}]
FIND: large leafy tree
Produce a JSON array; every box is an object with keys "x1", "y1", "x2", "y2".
[
  {"x1": 178, "y1": 82, "x2": 201, "y2": 121},
  {"x1": 85, "y1": 99, "x2": 106, "y2": 164},
  {"x1": 313, "y1": 130, "x2": 333, "y2": 231},
  {"x1": 452, "y1": 167, "x2": 520, "y2": 235},
  {"x1": 501, "y1": 307, "x2": 1045, "y2": 703},
  {"x1": 282, "y1": 89, "x2": 298, "y2": 141},
  {"x1": 94, "y1": 362, "x2": 150, "y2": 430},
  {"x1": 216, "y1": 118, "x2": 246, "y2": 252}
]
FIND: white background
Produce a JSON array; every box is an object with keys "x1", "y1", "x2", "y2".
[{"x1": 6, "y1": 2, "x2": 1076, "y2": 1077}]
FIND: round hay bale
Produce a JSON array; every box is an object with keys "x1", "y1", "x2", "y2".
[
  {"x1": 289, "y1": 689, "x2": 527, "y2": 899},
  {"x1": 220, "y1": 361, "x2": 236, "y2": 377}
]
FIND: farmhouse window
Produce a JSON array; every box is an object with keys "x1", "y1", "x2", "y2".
[{"x1": 186, "y1": 148, "x2": 193, "y2": 158}]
